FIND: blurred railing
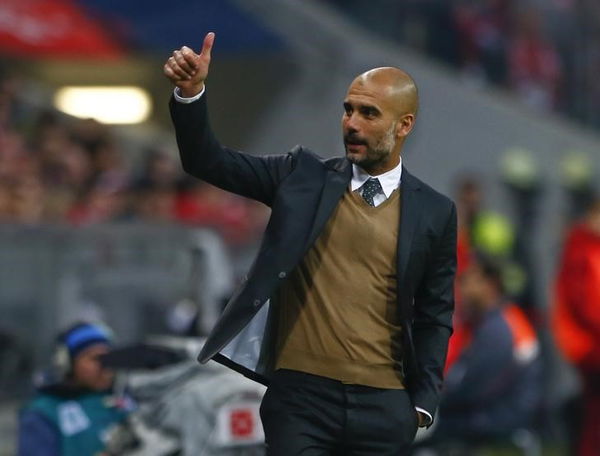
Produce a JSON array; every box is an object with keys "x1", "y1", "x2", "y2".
[{"x1": 0, "y1": 224, "x2": 235, "y2": 380}]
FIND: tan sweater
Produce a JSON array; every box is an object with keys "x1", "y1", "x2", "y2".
[{"x1": 275, "y1": 188, "x2": 404, "y2": 388}]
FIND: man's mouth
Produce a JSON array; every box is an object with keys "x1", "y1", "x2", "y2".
[
  {"x1": 346, "y1": 144, "x2": 365, "y2": 152},
  {"x1": 345, "y1": 139, "x2": 367, "y2": 154},
  {"x1": 344, "y1": 136, "x2": 367, "y2": 154}
]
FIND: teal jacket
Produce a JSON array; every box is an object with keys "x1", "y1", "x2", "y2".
[{"x1": 18, "y1": 389, "x2": 130, "y2": 456}]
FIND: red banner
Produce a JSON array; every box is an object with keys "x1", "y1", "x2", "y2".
[{"x1": 0, "y1": 0, "x2": 124, "y2": 59}]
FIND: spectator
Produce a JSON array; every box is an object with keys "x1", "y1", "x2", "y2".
[
  {"x1": 508, "y1": 7, "x2": 563, "y2": 110},
  {"x1": 0, "y1": 178, "x2": 10, "y2": 220},
  {"x1": 454, "y1": 175, "x2": 515, "y2": 258},
  {"x1": 426, "y1": 254, "x2": 541, "y2": 447},
  {"x1": 453, "y1": 0, "x2": 510, "y2": 85},
  {"x1": 323, "y1": 0, "x2": 600, "y2": 128},
  {"x1": 10, "y1": 170, "x2": 46, "y2": 224},
  {"x1": 553, "y1": 197, "x2": 600, "y2": 456},
  {"x1": 68, "y1": 179, "x2": 131, "y2": 226},
  {"x1": 130, "y1": 148, "x2": 180, "y2": 223},
  {"x1": 135, "y1": 147, "x2": 180, "y2": 190},
  {"x1": 18, "y1": 322, "x2": 133, "y2": 456},
  {"x1": 0, "y1": 84, "x2": 265, "y2": 247},
  {"x1": 133, "y1": 182, "x2": 177, "y2": 223},
  {"x1": 89, "y1": 139, "x2": 129, "y2": 191}
]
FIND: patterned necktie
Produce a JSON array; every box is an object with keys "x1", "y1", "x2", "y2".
[{"x1": 361, "y1": 178, "x2": 383, "y2": 207}]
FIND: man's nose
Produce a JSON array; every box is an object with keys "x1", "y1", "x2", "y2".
[{"x1": 344, "y1": 114, "x2": 360, "y2": 133}]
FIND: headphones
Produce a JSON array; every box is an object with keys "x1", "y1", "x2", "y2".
[
  {"x1": 49, "y1": 322, "x2": 114, "y2": 382},
  {"x1": 51, "y1": 342, "x2": 72, "y2": 381}
]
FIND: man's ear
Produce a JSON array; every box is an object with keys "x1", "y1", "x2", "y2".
[{"x1": 396, "y1": 113, "x2": 415, "y2": 138}]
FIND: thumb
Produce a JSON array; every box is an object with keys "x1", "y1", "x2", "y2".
[{"x1": 200, "y1": 32, "x2": 215, "y2": 60}]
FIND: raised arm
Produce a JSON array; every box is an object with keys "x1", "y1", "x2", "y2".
[{"x1": 164, "y1": 33, "x2": 295, "y2": 206}]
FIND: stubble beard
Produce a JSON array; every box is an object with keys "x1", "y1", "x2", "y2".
[{"x1": 346, "y1": 122, "x2": 397, "y2": 172}]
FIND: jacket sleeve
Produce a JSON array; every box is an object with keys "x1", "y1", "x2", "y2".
[
  {"x1": 169, "y1": 93, "x2": 295, "y2": 207},
  {"x1": 410, "y1": 201, "x2": 457, "y2": 422},
  {"x1": 18, "y1": 410, "x2": 60, "y2": 456}
]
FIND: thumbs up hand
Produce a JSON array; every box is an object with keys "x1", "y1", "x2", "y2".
[{"x1": 164, "y1": 32, "x2": 215, "y2": 98}]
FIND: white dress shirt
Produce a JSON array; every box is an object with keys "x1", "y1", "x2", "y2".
[
  {"x1": 174, "y1": 86, "x2": 432, "y2": 426},
  {"x1": 174, "y1": 86, "x2": 205, "y2": 103},
  {"x1": 351, "y1": 160, "x2": 402, "y2": 206}
]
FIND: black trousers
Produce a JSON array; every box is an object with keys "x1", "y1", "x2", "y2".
[{"x1": 260, "y1": 369, "x2": 419, "y2": 455}]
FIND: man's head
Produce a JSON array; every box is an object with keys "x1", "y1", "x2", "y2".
[
  {"x1": 58, "y1": 322, "x2": 115, "y2": 391},
  {"x1": 342, "y1": 67, "x2": 418, "y2": 175},
  {"x1": 460, "y1": 253, "x2": 504, "y2": 320}
]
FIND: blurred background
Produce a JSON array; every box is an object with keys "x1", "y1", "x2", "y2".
[{"x1": 1, "y1": 0, "x2": 599, "y2": 454}]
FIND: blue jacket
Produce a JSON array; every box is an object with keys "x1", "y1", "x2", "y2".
[
  {"x1": 18, "y1": 387, "x2": 130, "y2": 456},
  {"x1": 437, "y1": 306, "x2": 541, "y2": 437}
]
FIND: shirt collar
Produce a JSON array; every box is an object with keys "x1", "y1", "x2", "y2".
[{"x1": 350, "y1": 158, "x2": 403, "y2": 198}]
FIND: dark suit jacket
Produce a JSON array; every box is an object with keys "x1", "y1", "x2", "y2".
[{"x1": 169, "y1": 93, "x2": 457, "y2": 418}]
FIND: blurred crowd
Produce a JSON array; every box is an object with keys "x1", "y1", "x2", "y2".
[
  {"x1": 0, "y1": 70, "x2": 267, "y2": 246},
  {"x1": 326, "y1": 0, "x2": 600, "y2": 128},
  {"x1": 2, "y1": 11, "x2": 600, "y2": 449},
  {"x1": 422, "y1": 169, "x2": 600, "y2": 455}
]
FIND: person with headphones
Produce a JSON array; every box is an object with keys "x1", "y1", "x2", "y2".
[{"x1": 17, "y1": 322, "x2": 133, "y2": 456}]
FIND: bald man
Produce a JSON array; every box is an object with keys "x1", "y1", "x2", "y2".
[{"x1": 165, "y1": 33, "x2": 456, "y2": 455}]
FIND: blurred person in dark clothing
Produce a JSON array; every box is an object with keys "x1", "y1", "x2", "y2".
[
  {"x1": 553, "y1": 197, "x2": 600, "y2": 456},
  {"x1": 445, "y1": 175, "x2": 518, "y2": 373},
  {"x1": 453, "y1": 0, "x2": 511, "y2": 85},
  {"x1": 0, "y1": 129, "x2": 49, "y2": 223},
  {"x1": 130, "y1": 148, "x2": 181, "y2": 223},
  {"x1": 0, "y1": 130, "x2": 29, "y2": 180},
  {"x1": 89, "y1": 139, "x2": 129, "y2": 190},
  {"x1": 508, "y1": 7, "x2": 563, "y2": 111},
  {"x1": 18, "y1": 322, "x2": 133, "y2": 456},
  {"x1": 10, "y1": 171, "x2": 46, "y2": 224},
  {"x1": 428, "y1": 254, "x2": 541, "y2": 445},
  {"x1": 32, "y1": 112, "x2": 73, "y2": 182},
  {"x1": 42, "y1": 142, "x2": 95, "y2": 222},
  {"x1": 58, "y1": 143, "x2": 93, "y2": 192},
  {"x1": 67, "y1": 174, "x2": 131, "y2": 226},
  {"x1": 0, "y1": 178, "x2": 10, "y2": 220},
  {"x1": 70, "y1": 117, "x2": 110, "y2": 157},
  {"x1": 443, "y1": 176, "x2": 477, "y2": 373},
  {"x1": 454, "y1": 175, "x2": 515, "y2": 258},
  {"x1": 135, "y1": 147, "x2": 181, "y2": 190},
  {"x1": 133, "y1": 182, "x2": 177, "y2": 223},
  {"x1": 452, "y1": 172, "x2": 542, "y2": 318},
  {"x1": 0, "y1": 69, "x2": 25, "y2": 129}
]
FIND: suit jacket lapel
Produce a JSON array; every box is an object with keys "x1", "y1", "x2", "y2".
[
  {"x1": 397, "y1": 168, "x2": 422, "y2": 293},
  {"x1": 302, "y1": 161, "x2": 422, "y2": 291},
  {"x1": 304, "y1": 158, "x2": 352, "y2": 251}
]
